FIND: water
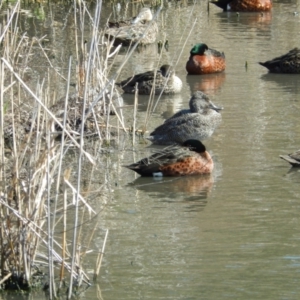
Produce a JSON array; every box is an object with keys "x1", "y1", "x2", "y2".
[{"x1": 2, "y1": 0, "x2": 300, "y2": 299}]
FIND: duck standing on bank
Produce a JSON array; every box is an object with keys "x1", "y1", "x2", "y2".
[
  {"x1": 186, "y1": 43, "x2": 226, "y2": 75},
  {"x1": 104, "y1": 7, "x2": 158, "y2": 46},
  {"x1": 124, "y1": 139, "x2": 214, "y2": 176},
  {"x1": 147, "y1": 91, "x2": 223, "y2": 145},
  {"x1": 259, "y1": 48, "x2": 300, "y2": 73},
  {"x1": 117, "y1": 64, "x2": 182, "y2": 95}
]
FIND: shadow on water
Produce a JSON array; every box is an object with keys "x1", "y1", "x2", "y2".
[
  {"x1": 185, "y1": 72, "x2": 226, "y2": 96},
  {"x1": 212, "y1": 11, "x2": 272, "y2": 29},
  {"x1": 126, "y1": 175, "x2": 214, "y2": 212},
  {"x1": 282, "y1": 165, "x2": 300, "y2": 182},
  {"x1": 260, "y1": 73, "x2": 300, "y2": 95}
]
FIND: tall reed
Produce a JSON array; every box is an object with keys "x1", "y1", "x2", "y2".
[
  {"x1": 0, "y1": 0, "x2": 126, "y2": 296},
  {"x1": 0, "y1": 0, "x2": 179, "y2": 296}
]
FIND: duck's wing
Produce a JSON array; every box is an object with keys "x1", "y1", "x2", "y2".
[
  {"x1": 108, "y1": 19, "x2": 132, "y2": 28},
  {"x1": 117, "y1": 70, "x2": 154, "y2": 87},
  {"x1": 124, "y1": 145, "x2": 189, "y2": 175},
  {"x1": 150, "y1": 114, "x2": 208, "y2": 137},
  {"x1": 280, "y1": 149, "x2": 300, "y2": 167},
  {"x1": 207, "y1": 47, "x2": 225, "y2": 58},
  {"x1": 259, "y1": 48, "x2": 300, "y2": 72},
  {"x1": 210, "y1": 0, "x2": 233, "y2": 11}
]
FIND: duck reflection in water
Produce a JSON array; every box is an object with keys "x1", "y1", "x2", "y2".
[
  {"x1": 186, "y1": 72, "x2": 226, "y2": 96},
  {"x1": 260, "y1": 72, "x2": 300, "y2": 95},
  {"x1": 127, "y1": 174, "x2": 214, "y2": 211}
]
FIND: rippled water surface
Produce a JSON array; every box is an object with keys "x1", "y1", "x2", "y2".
[{"x1": 3, "y1": 0, "x2": 300, "y2": 299}]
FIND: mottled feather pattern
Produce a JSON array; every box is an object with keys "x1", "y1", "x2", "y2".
[
  {"x1": 124, "y1": 140, "x2": 214, "y2": 176},
  {"x1": 105, "y1": 7, "x2": 158, "y2": 46},
  {"x1": 230, "y1": 0, "x2": 272, "y2": 11},
  {"x1": 117, "y1": 65, "x2": 182, "y2": 95},
  {"x1": 206, "y1": 48, "x2": 225, "y2": 58},
  {"x1": 259, "y1": 48, "x2": 300, "y2": 73}
]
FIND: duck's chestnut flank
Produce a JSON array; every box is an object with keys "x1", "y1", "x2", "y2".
[{"x1": 124, "y1": 139, "x2": 214, "y2": 177}]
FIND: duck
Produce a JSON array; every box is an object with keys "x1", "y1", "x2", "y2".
[
  {"x1": 104, "y1": 7, "x2": 158, "y2": 46},
  {"x1": 280, "y1": 149, "x2": 300, "y2": 167},
  {"x1": 124, "y1": 139, "x2": 214, "y2": 176},
  {"x1": 117, "y1": 64, "x2": 182, "y2": 95},
  {"x1": 51, "y1": 89, "x2": 123, "y2": 136},
  {"x1": 210, "y1": 0, "x2": 272, "y2": 11},
  {"x1": 147, "y1": 91, "x2": 223, "y2": 145},
  {"x1": 259, "y1": 48, "x2": 300, "y2": 73},
  {"x1": 3, "y1": 106, "x2": 34, "y2": 150},
  {"x1": 186, "y1": 43, "x2": 226, "y2": 75}
]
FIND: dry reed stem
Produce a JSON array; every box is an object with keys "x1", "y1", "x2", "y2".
[
  {"x1": 68, "y1": 0, "x2": 101, "y2": 295},
  {"x1": 93, "y1": 228, "x2": 109, "y2": 281},
  {"x1": 0, "y1": 2, "x2": 19, "y2": 44},
  {"x1": 1, "y1": 57, "x2": 95, "y2": 165},
  {"x1": 0, "y1": 0, "x2": 153, "y2": 293},
  {"x1": 46, "y1": 132, "x2": 56, "y2": 299},
  {"x1": 133, "y1": 83, "x2": 139, "y2": 144},
  {"x1": 144, "y1": 4, "x2": 199, "y2": 129}
]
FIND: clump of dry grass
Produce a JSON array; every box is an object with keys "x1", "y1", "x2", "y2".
[
  {"x1": 0, "y1": 0, "x2": 128, "y2": 296},
  {"x1": 0, "y1": 0, "x2": 197, "y2": 295}
]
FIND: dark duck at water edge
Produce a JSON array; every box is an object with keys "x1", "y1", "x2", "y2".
[
  {"x1": 104, "y1": 7, "x2": 158, "y2": 46},
  {"x1": 259, "y1": 48, "x2": 300, "y2": 73},
  {"x1": 186, "y1": 43, "x2": 226, "y2": 75},
  {"x1": 117, "y1": 64, "x2": 182, "y2": 95},
  {"x1": 280, "y1": 149, "x2": 300, "y2": 167},
  {"x1": 210, "y1": 0, "x2": 272, "y2": 11},
  {"x1": 50, "y1": 90, "x2": 123, "y2": 136},
  {"x1": 147, "y1": 91, "x2": 223, "y2": 145},
  {"x1": 124, "y1": 140, "x2": 214, "y2": 176}
]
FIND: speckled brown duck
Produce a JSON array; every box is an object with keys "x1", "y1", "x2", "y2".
[
  {"x1": 50, "y1": 90, "x2": 123, "y2": 136},
  {"x1": 3, "y1": 105, "x2": 35, "y2": 150},
  {"x1": 124, "y1": 139, "x2": 214, "y2": 176},
  {"x1": 105, "y1": 7, "x2": 158, "y2": 46}
]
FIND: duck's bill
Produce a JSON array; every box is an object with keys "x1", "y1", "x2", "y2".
[{"x1": 210, "y1": 102, "x2": 223, "y2": 111}]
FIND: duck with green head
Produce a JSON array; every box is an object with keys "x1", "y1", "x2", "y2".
[
  {"x1": 210, "y1": 0, "x2": 272, "y2": 12},
  {"x1": 117, "y1": 64, "x2": 182, "y2": 95},
  {"x1": 124, "y1": 139, "x2": 214, "y2": 176},
  {"x1": 186, "y1": 43, "x2": 225, "y2": 75},
  {"x1": 259, "y1": 48, "x2": 300, "y2": 73}
]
